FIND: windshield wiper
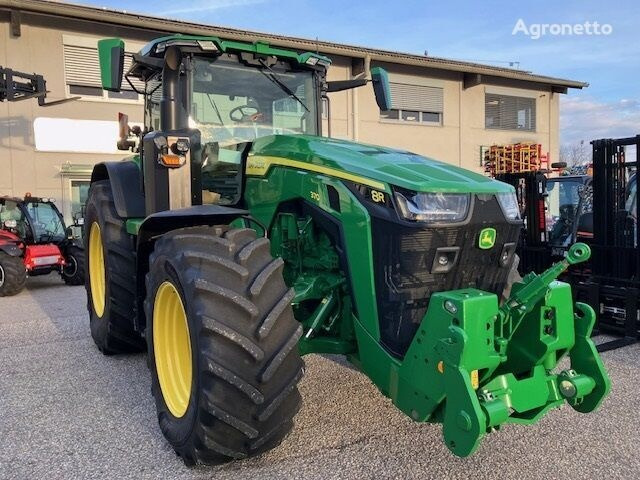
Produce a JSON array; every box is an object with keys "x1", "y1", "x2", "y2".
[
  {"x1": 206, "y1": 93, "x2": 225, "y2": 125},
  {"x1": 258, "y1": 59, "x2": 309, "y2": 112}
]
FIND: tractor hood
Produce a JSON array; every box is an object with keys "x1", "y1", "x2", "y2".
[{"x1": 249, "y1": 135, "x2": 513, "y2": 194}]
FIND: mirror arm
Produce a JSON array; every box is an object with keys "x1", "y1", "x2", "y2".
[
  {"x1": 325, "y1": 78, "x2": 368, "y2": 93},
  {"x1": 132, "y1": 53, "x2": 164, "y2": 70}
]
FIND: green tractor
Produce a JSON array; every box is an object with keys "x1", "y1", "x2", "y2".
[{"x1": 85, "y1": 35, "x2": 610, "y2": 465}]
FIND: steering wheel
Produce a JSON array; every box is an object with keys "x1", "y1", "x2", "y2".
[{"x1": 229, "y1": 105, "x2": 264, "y2": 123}]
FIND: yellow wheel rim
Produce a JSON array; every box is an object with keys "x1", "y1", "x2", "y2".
[
  {"x1": 153, "y1": 281, "x2": 193, "y2": 418},
  {"x1": 89, "y1": 222, "x2": 106, "y2": 318}
]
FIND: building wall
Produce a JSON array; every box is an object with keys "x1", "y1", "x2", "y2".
[
  {"x1": 0, "y1": 12, "x2": 161, "y2": 220},
  {"x1": 1, "y1": 11, "x2": 561, "y2": 221}
]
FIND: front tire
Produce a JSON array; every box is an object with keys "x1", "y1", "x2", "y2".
[
  {"x1": 84, "y1": 180, "x2": 145, "y2": 354},
  {"x1": 145, "y1": 226, "x2": 303, "y2": 465},
  {"x1": 0, "y1": 252, "x2": 26, "y2": 297},
  {"x1": 62, "y1": 245, "x2": 85, "y2": 285}
]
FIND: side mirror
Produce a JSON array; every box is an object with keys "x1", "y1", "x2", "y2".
[
  {"x1": 370, "y1": 67, "x2": 392, "y2": 111},
  {"x1": 98, "y1": 38, "x2": 125, "y2": 92}
]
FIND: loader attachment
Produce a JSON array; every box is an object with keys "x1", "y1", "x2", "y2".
[{"x1": 392, "y1": 243, "x2": 610, "y2": 457}]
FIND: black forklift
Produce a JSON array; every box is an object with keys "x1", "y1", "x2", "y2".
[
  {"x1": 573, "y1": 137, "x2": 638, "y2": 350},
  {"x1": 487, "y1": 137, "x2": 639, "y2": 351}
]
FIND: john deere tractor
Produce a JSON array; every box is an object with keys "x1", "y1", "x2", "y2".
[{"x1": 84, "y1": 35, "x2": 610, "y2": 465}]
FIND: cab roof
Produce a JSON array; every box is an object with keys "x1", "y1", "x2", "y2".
[{"x1": 138, "y1": 34, "x2": 332, "y2": 68}]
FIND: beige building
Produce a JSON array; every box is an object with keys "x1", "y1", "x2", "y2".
[{"x1": 0, "y1": 0, "x2": 586, "y2": 222}]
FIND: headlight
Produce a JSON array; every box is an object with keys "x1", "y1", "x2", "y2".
[
  {"x1": 394, "y1": 191, "x2": 470, "y2": 223},
  {"x1": 496, "y1": 192, "x2": 521, "y2": 221}
]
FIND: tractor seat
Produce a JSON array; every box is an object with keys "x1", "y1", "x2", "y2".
[{"x1": 201, "y1": 142, "x2": 244, "y2": 205}]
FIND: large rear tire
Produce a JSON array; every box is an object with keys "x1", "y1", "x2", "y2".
[
  {"x1": 145, "y1": 226, "x2": 303, "y2": 465},
  {"x1": 0, "y1": 252, "x2": 26, "y2": 297},
  {"x1": 84, "y1": 180, "x2": 145, "y2": 354}
]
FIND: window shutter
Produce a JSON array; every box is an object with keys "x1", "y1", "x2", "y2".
[
  {"x1": 63, "y1": 45, "x2": 101, "y2": 87},
  {"x1": 485, "y1": 93, "x2": 536, "y2": 131},
  {"x1": 63, "y1": 44, "x2": 144, "y2": 92},
  {"x1": 390, "y1": 83, "x2": 443, "y2": 113}
]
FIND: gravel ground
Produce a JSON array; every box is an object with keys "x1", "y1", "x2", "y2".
[{"x1": 0, "y1": 275, "x2": 638, "y2": 480}]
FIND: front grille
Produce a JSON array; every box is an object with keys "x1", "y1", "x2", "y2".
[{"x1": 371, "y1": 194, "x2": 521, "y2": 357}]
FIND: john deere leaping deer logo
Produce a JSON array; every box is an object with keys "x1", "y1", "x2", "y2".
[{"x1": 479, "y1": 227, "x2": 497, "y2": 249}]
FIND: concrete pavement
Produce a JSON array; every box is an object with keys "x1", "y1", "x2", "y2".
[{"x1": 0, "y1": 275, "x2": 637, "y2": 479}]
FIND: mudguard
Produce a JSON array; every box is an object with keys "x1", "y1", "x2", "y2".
[
  {"x1": 0, "y1": 243, "x2": 22, "y2": 257},
  {"x1": 132, "y1": 205, "x2": 249, "y2": 331},
  {"x1": 91, "y1": 161, "x2": 145, "y2": 218}
]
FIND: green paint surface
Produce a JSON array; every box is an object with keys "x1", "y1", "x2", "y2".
[{"x1": 250, "y1": 135, "x2": 515, "y2": 195}]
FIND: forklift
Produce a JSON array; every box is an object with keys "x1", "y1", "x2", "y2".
[
  {"x1": 573, "y1": 136, "x2": 639, "y2": 350},
  {"x1": 485, "y1": 139, "x2": 639, "y2": 351}
]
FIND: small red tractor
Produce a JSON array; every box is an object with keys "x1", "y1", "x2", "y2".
[{"x1": 0, "y1": 194, "x2": 85, "y2": 296}]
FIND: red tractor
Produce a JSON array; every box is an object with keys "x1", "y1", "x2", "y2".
[{"x1": 0, "y1": 195, "x2": 85, "y2": 296}]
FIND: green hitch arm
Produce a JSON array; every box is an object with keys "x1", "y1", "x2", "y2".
[
  {"x1": 497, "y1": 243, "x2": 590, "y2": 340},
  {"x1": 564, "y1": 302, "x2": 612, "y2": 412}
]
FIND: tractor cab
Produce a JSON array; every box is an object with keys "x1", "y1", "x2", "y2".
[
  {"x1": 1, "y1": 195, "x2": 68, "y2": 243},
  {"x1": 187, "y1": 53, "x2": 320, "y2": 205},
  {"x1": 99, "y1": 35, "x2": 390, "y2": 214}
]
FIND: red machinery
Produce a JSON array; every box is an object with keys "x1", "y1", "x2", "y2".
[{"x1": 0, "y1": 195, "x2": 84, "y2": 296}]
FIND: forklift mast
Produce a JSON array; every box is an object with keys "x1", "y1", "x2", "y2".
[
  {"x1": 0, "y1": 66, "x2": 77, "y2": 106},
  {"x1": 579, "y1": 135, "x2": 640, "y2": 350}
]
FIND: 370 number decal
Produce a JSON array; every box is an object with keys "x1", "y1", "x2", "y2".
[{"x1": 310, "y1": 191, "x2": 321, "y2": 201}]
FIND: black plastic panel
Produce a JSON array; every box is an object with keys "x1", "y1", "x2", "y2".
[{"x1": 370, "y1": 194, "x2": 521, "y2": 357}]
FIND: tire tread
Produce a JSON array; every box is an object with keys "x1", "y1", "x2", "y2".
[{"x1": 145, "y1": 226, "x2": 303, "y2": 465}]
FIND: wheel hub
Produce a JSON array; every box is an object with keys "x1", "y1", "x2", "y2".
[
  {"x1": 153, "y1": 281, "x2": 193, "y2": 418},
  {"x1": 64, "y1": 255, "x2": 78, "y2": 278},
  {"x1": 88, "y1": 222, "x2": 106, "y2": 317},
  {"x1": 0, "y1": 263, "x2": 5, "y2": 287}
]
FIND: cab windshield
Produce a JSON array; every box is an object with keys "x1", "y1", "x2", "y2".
[
  {"x1": 24, "y1": 202, "x2": 66, "y2": 242},
  {"x1": 546, "y1": 178, "x2": 591, "y2": 246},
  {"x1": 190, "y1": 56, "x2": 318, "y2": 146}
]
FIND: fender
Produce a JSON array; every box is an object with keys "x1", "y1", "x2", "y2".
[
  {"x1": 59, "y1": 237, "x2": 84, "y2": 256},
  {"x1": 0, "y1": 230, "x2": 23, "y2": 257},
  {"x1": 91, "y1": 161, "x2": 145, "y2": 218},
  {"x1": 0, "y1": 242, "x2": 23, "y2": 257},
  {"x1": 132, "y1": 205, "x2": 249, "y2": 332}
]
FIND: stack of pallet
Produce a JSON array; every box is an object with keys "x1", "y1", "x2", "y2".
[{"x1": 484, "y1": 143, "x2": 546, "y2": 176}]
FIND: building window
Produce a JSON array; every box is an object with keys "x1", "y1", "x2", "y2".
[
  {"x1": 485, "y1": 93, "x2": 536, "y2": 131},
  {"x1": 380, "y1": 82, "x2": 443, "y2": 125},
  {"x1": 63, "y1": 43, "x2": 143, "y2": 103},
  {"x1": 70, "y1": 180, "x2": 90, "y2": 221}
]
